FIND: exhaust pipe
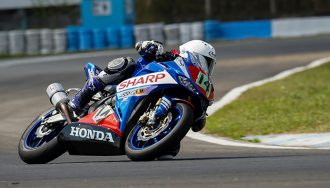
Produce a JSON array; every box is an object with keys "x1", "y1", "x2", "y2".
[{"x1": 46, "y1": 83, "x2": 73, "y2": 124}]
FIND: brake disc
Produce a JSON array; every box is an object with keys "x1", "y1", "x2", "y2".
[{"x1": 137, "y1": 112, "x2": 173, "y2": 141}]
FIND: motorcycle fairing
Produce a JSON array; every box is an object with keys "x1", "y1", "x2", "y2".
[
  {"x1": 116, "y1": 71, "x2": 177, "y2": 92},
  {"x1": 114, "y1": 54, "x2": 214, "y2": 133},
  {"x1": 58, "y1": 122, "x2": 123, "y2": 155},
  {"x1": 115, "y1": 63, "x2": 179, "y2": 132},
  {"x1": 76, "y1": 53, "x2": 214, "y2": 144},
  {"x1": 78, "y1": 104, "x2": 122, "y2": 136}
]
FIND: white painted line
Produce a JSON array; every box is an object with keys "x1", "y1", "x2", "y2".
[
  {"x1": 244, "y1": 133, "x2": 330, "y2": 148},
  {"x1": 187, "y1": 131, "x2": 306, "y2": 149},
  {"x1": 0, "y1": 49, "x2": 135, "y2": 68},
  {"x1": 187, "y1": 56, "x2": 330, "y2": 149}
]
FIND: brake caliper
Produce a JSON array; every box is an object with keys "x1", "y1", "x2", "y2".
[{"x1": 147, "y1": 96, "x2": 172, "y2": 125}]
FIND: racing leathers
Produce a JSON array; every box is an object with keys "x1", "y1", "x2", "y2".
[{"x1": 69, "y1": 40, "x2": 207, "y2": 132}]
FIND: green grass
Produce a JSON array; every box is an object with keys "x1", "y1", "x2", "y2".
[{"x1": 205, "y1": 62, "x2": 330, "y2": 140}]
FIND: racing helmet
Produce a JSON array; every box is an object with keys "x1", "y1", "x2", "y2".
[{"x1": 179, "y1": 40, "x2": 216, "y2": 76}]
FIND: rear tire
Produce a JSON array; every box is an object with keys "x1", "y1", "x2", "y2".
[
  {"x1": 125, "y1": 102, "x2": 193, "y2": 161},
  {"x1": 18, "y1": 108, "x2": 66, "y2": 164}
]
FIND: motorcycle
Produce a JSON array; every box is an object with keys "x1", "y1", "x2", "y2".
[{"x1": 18, "y1": 52, "x2": 214, "y2": 164}]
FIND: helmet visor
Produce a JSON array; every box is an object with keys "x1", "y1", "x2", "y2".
[{"x1": 204, "y1": 56, "x2": 216, "y2": 76}]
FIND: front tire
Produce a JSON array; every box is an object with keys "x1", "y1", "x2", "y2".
[
  {"x1": 18, "y1": 108, "x2": 66, "y2": 164},
  {"x1": 125, "y1": 102, "x2": 193, "y2": 161}
]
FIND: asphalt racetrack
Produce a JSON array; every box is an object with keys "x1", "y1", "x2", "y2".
[{"x1": 1, "y1": 36, "x2": 330, "y2": 188}]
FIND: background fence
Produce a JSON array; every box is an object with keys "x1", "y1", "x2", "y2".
[{"x1": 1, "y1": 16, "x2": 330, "y2": 56}]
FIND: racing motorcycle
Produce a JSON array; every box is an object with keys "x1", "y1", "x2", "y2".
[{"x1": 18, "y1": 52, "x2": 214, "y2": 164}]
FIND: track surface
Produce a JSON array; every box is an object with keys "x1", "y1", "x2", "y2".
[{"x1": 1, "y1": 36, "x2": 330, "y2": 188}]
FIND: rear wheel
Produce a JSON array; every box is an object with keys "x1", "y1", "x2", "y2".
[
  {"x1": 125, "y1": 102, "x2": 193, "y2": 161},
  {"x1": 18, "y1": 108, "x2": 67, "y2": 164}
]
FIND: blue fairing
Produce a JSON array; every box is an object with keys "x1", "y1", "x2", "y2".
[
  {"x1": 115, "y1": 62, "x2": 177, "y2": 132},
  {"x1": 114, "y1": 54, "x2": 203, "y2": 132}
]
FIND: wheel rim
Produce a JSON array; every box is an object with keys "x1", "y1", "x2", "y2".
[
  {"x1": 129, "y1": 105, "x2": 183, "y2": 150},
  {"x1": 24, "y1": 109, "x2": 64, "y2": 149}
]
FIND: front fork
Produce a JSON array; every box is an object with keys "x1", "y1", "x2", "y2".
[
  {"x1": 139, "y1": 96, "x2": 173, "y2": 125},
  {"x1": 138, "y1": 95, "x2": 196, "y2": 127}
]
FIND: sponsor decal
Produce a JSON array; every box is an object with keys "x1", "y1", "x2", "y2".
[
  {"x1": 196, "y1": 72, "x2": 211, "y2": 97},
  {"x1": 116, "y1": 71, "x2": 177, "y2": 92},
  {"x1": 174, "y1": 57, "x2": 189, "y2": 77},
  {"x1": 92, "y1": 105, "x2": 114, "y2": 123},
  {"x1": 118, "y1": 86, "x2": 157, "y2": 100},
  {"x1": 69, "y1": 127, "x2": 114, "y2": 143},
  {"x1": 135, "y1": 88, "x2": 145, "y2": 95},
  {"x1": 118, "y1": 89, "x2": 135, "y2": 99}
]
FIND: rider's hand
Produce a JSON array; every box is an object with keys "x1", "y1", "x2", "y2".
[{"x1": 135, "y1": 40, "x2": 164, "y2": 62}]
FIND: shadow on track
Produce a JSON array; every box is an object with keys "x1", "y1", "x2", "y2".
[{"x1": 48, "y1": 154, "x2": 305, "y2": 165}]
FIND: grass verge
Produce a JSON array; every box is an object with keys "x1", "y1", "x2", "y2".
[{"x1": 205, "y1": 61, "x2": 330, "y2": 140}]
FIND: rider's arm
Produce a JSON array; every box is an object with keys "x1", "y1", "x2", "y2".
[
  {"x1": 135, "y1": 40, "x2": 163, "y2": 62},
  {"x1": 155, "y1": 50, "x2": 179, "y2": 62}
]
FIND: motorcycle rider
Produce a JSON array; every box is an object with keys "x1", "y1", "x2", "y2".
[{"x1": 69, "y1": 40, "x2": 216, "y2": 132}]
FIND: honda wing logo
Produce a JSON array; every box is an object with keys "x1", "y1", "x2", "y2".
[{"x1": 92, "y1": 105, "x2": 113, "y2": 123}]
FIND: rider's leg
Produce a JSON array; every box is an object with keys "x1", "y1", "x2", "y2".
[
  {"x1": 69, "y1": 57, "x2": 136, "y2": 114},
  {"x1": 69, "y1": 77, "x2": 105, "y2": 113}
]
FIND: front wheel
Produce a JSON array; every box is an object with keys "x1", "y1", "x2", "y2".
[
  {"x1": 18, "y1": 108, "x2": 67, "y2": 164},
  {"x1": 125, "y1": 102, "x2": 193, "y2": 161}
]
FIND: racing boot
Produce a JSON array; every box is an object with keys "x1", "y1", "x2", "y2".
[
  {"x1": 69, "y1": 57, "x2": 136, "y2": 116},
  {"x1": 69, "y1": 77, "x2": 105, "y2": 116}
]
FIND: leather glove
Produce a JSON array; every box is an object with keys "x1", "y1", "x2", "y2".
[{"x1": 135, "y1": 40, "x2": 164, "y2": 62}]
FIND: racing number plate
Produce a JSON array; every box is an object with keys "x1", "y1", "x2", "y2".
[{"x1": 196, "y1": 72, "x2": 211, "y2": 97}]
